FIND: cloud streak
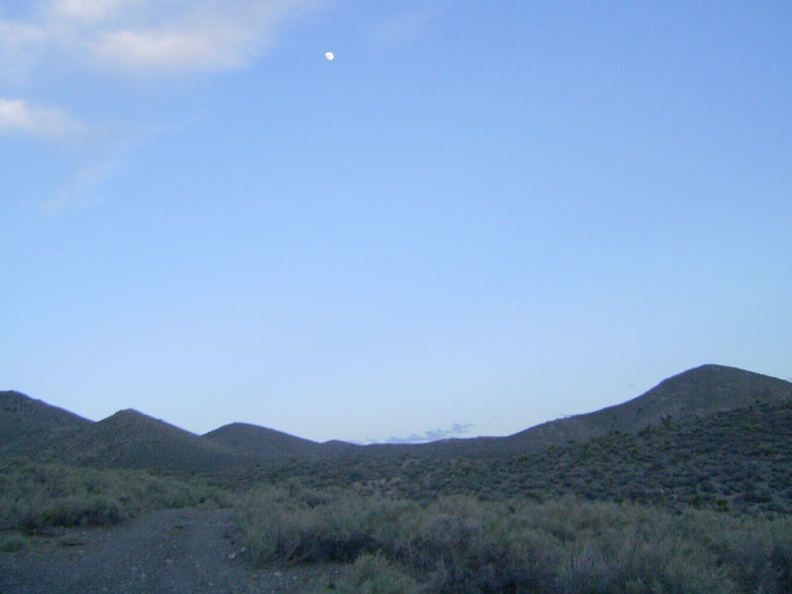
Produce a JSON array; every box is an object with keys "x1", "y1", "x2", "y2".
[
  {"x1": 1, "y1": 0, "x2": 330, "y2": 213},
  {"x1": 91, "y1": 28, "x2": 252, "y2": 72},
  {"x1": 0, "y1": 98, "x2": 83, "y2": 138},
  {"x1": 379, "y1": 422, "x2": 475, "y2": 445},
  {"x1": 1, "y1": 0, "x2": 328, "y2": 78},
  {"x1": 38, "y1": 160, "x2": 117, "y2": 216},
  {"x1": 370, "y1": 6, "x2": 446, "y2": 46}
]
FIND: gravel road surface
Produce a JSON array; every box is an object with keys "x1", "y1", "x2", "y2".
[{"x1": 0, "y1": 509, "x2": 340, "y2": 593}]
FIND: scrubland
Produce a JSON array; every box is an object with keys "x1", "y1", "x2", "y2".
[
  {"x1": 0, "y1": 458, "x2": 229, "y2": 537},
  {"x1": 236, "y1": 481, "x2": 792, "y2": 594}
]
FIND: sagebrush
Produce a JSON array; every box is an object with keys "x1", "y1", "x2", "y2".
[
  {"x1": 0, "y1": 458, "x2": 231, "y2": 533},
  {"x1": 237, "y1": 483, "x2": 792, "y2": 594}
]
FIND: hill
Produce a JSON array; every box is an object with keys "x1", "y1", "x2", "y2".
[
  {"x1": 270, "y1": 397, "x2": 792, "y2": 515},
  {"x1": 332, "y1": 364, "x2": 792, "y2": 459},
  {"x1": 0, "y1": 390, "x2": 92, "y2": 457},
  {"x1": 40, "y1": 409, "x2": 247, "y2": 472},
  {"x1": 493, "y1": 363, "x2": 792, "y2": 455},
  {"x1": 2, "y1": 364, "x2": 791, "y2": 472},
  {"x1": 203, "y1": 422, "x2": 326, "y2": 460}
]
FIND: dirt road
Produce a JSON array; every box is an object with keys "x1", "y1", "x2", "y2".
[{"x1": 0, "y1": 509, "x2": 339, "y2": 593}]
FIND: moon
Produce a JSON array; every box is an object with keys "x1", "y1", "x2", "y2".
[{"x1": 324, "y1": 51, "x2": 335, "y2": 61}]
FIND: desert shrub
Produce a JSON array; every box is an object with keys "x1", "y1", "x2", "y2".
[
  {"x1": 323, "y1": 553, "x2": 425, "y2": 594},
  {"x1": 18, "y1": 495, "x2": 125, "y2": 533},
  {"x1": 551, "y1": 505, "x2": 792, "y2": 594},
  {"x1": 0, "y1": 458, "x2": 231, "y2": 532},
  {"x1": 1, "y1": 534, "x2": 27, "y2": 552},
  {"x1": 237, "y1": 484, "x2": 410, "y2": 564},
  {"x1": 699, "y1": 512, "x2": 792, "y2": 593},
  {"x1": 238, "y1": 488, "x2": 559, "y2": 591},
  {"x1": 237, "y1": 487, "x2": 299, "y2": 562},
  {"x1": 48, "y1": 495, "x2": 125, "y2": 527},
  {"x1": 554, "y1": 529, "x2": 733, "y2": 594},
  {"x1": 237, "y1": 487, "x2": 792, "y2": 594},
  {"x1": 395, "y1": 496, "x2": 558, "y2": 593}
]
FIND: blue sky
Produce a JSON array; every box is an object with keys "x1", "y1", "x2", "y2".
[{"x1": 2, "y1": 1, "x2": 791, "y2": 444}]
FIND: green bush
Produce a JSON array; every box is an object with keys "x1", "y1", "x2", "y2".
[{"x1": 1, "y1": 534, "x2": 27, "y2": 552}]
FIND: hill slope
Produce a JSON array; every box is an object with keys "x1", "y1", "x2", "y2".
[
  {"x1": 0, "y1": 390, "x2": 92, "y2": 457},
  {"x1": 272, "y1": 398, "x2": 792, "y2": 515},
  {"x1": 41, "y1": 409, "x2": 247, "y2": 472},
  {"x1": 494, "y1": 364, "x2": 792, "y2": 454},
  {"x1": 3, "y1": 364, "x2": 791, "y2": 470},
  {"x1": 203, "y1": 422, "x2": 325, "y2": 461}
]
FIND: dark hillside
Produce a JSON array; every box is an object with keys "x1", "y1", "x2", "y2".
[
  {"x1": 503, "y1": 398, "x2": 792, "y2": 514},
  {"x1": 331, "y1": 364, "x2": 792, "y2": 460},
  {"x1": 4, "y1": 364, "x2": 790, "y2": 474},
  {"x1": 42, "y1": 409, "x2": 248, "y2": 472},
  {"x1": 255, "y1": 398, "x2": 792, "y2": 516},
  {"x1": 308, "y1": 364, "x2": 792, "y2": 460},
  {"x1": 318, "y1": 439, "x2": 361, "y2": 456},
  {"x1": 203, "y1": 422, "x2": 325, "y2": 461},
  {"x1": 0, "y1": 390, "x2": 92, "y2": 457},
  {"x1": 495, "y1": 364, "x2": 792, "y2": 454}
]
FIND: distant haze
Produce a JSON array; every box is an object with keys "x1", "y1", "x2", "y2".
[{"x1": 1, "y1": 2, "x2": 791, "y2": 443}]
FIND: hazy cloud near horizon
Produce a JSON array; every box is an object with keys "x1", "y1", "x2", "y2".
[{"x1": 379, "y1": 422, "x2": 475, "y2": 445}]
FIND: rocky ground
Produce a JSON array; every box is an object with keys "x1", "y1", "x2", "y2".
[{"x1": 0, "y1": 509, "x2": 342, "y2": 594}]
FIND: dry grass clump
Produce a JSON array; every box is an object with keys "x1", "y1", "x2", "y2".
[
  {"x1": 235, "y1": 479, "x2": 417, "y2": 564},
  {"x1": 321, "y1": 553, "x2": 424, "y2": 594},
  {"x1": 0, "y1": 534, "x2": 27, "y2": 552},
  {"x1": 31, "y1": 495, "x2": 125, "y2": 530},
  {"x1": 237, "y1": 484, "x2": 792, "y2": 594},
  {"x1": 0, "y1": 458, "x2": 231, "y2": 534}
]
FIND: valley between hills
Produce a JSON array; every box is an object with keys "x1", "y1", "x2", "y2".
[{"x1": 2, "y1": 363, "x2": 792, "y2": 593}]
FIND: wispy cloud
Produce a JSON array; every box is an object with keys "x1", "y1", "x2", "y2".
[
  {"x1": 1, "y1": 0, "x2": 329, "y2": 79},
  {"x1": 378, "y1": 422, "x2": 475, "y2": 444},
  {"x1": 0, "y1": 0, "x2": 330, "y2": 213},
  {"x1": 47, "y1": 0, "x2": 133, "y2": 24},
  {"x1": 370, "y1": 5, "x2": 446, "y2": 46},
  {"x1": 90, "y1": 28, "x2": 253, "y2": 73},
  {"x1": 39, "y1": 160, "x2": 117, "y2": 216},
  {"x1": 0, "y1": 97, "x2": 84, "y2": 139}
]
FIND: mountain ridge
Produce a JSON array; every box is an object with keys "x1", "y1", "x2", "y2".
[
  {"x1": 2, "y1": 364, "x2": 791, "y2": 472},
  {"x1": 38, "y1": 408, "x2": 248, "y2": 472},
  {"x1": 493, "y1": 363, "x2": 792, "y2": 455}
]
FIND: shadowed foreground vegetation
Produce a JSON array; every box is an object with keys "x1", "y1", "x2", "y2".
[
  {"x1": 237, "y1": 483, "x2": 792, "y2": 594},
  {"x1": 226, "y1": 401, "x2": 792, "y2": 593},
  {"x1": 0, "y1": 458, "x2": 230, "y2": 535}
]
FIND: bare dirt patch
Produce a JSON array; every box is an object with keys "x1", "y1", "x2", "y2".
[{"x1": 0, "y1": 508, "x2": 341, "y2": 593}]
